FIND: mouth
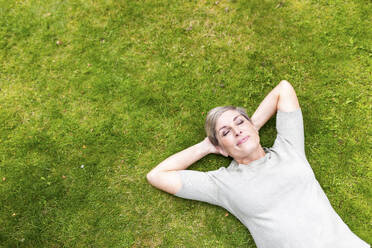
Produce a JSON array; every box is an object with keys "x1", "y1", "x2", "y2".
[{"x1": 237, "y1": 135, "x2": 250, "y2": 146}]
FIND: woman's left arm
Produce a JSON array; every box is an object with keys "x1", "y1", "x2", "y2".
[{"x1": 251, "y1": 80, "x2": 300, "y2": 131}]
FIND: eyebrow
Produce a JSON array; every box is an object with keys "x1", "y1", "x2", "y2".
[{"x1": 218, "y1": 115, "x2": 241, "y2": 132}]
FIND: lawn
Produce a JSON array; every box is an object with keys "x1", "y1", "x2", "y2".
[{"x1": 0, "y1": 0, "x2": 371, "y2": 247}]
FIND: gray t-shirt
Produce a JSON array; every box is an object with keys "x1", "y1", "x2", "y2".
[{"x1": 174, "y1": 109, "x2": 370, "y2": 248}]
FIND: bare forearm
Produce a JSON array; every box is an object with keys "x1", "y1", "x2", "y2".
[
  {"x1": 251, "y1": 80, "x2": 300, "y2": 130},
  {"x1": 149, "y1": 141, "x2": 210, "y2": 174},
  {"x1": 251, "y1": 83, "x2": 281, "y2": 130},
  {"x1": 146, "y1": 138, "x2": 218, "y2": 194}
]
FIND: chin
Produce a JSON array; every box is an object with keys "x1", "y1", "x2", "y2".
[{"x1": 242, "y1": 141, "x2": 260, "y2": 154}]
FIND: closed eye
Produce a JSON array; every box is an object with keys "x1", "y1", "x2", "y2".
[{"x1": 223, "y1": 130, "x2": 230, "y2": 136}]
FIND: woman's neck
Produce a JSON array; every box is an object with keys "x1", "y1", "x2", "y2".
[{"x1": 235, "y1": 145, "x2": 266, "y2": 165}]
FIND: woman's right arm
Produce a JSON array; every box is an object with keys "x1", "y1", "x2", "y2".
[
  {"x1": 251, "y1": 80, "x2": 300, "y2": 131},
  {"x1": 146, "y1": 138, "x2": 218, "y2": 194}
]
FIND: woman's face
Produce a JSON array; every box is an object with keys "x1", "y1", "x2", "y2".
[{"x1": 215, "y1": 110, "x2": 261, "y2": 160}]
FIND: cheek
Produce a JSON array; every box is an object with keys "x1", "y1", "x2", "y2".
[
  {"x1": 250, "y1": 134, "x2": 261, "y2": 148},
  {"x1": 220, "y1": 136, "x2": 235, "y2": 149},
  {"x1": 255, "y1": 132, "x2": 261, "y2": 142}
]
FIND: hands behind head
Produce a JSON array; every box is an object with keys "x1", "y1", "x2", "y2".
[{"x1": 201, "y1": 137, "x2": 228, "y2": 157}]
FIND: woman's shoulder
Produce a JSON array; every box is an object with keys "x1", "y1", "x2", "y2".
[
  {"x1": 226, "y1": 160, "x2": 240, "y2": 171},
  {"x1": 271, "y1": 134, "x2": 308, "y2": 162},
  {"x1": 203, "y1": 163, "x2": 239, "y2": 180}
]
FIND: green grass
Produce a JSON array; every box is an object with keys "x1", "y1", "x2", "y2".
[{"x1": 0, "y1": 0, "x2": 371, "y2": 247}]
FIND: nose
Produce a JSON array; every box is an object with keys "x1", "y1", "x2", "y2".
[{"x1": 233, "y1": 127, "x2": 242, "y2": 137}]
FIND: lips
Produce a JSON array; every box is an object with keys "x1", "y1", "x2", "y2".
[{"x1": 237, "y1": 135, "x2": 250, "y2": 146}]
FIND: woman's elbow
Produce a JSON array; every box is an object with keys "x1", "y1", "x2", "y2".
[
  {"x1": 277, "y1": 80, "x2": 300, "y2": 111},
  {"x1": 146, "y1": 170, "x2": 181, "y2": 194},
  {"x1": 146, "y1": 170, "x2": 157, "y2": 185},
  {"x1": 279, "y1": 80, "x2": 292, "y2": 89}
]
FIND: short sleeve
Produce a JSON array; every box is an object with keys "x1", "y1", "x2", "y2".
[
  {"x1": 174, "y1": 170, "x2": 221, "y2": 206},
  {"x1": 274, "y1": 108, "x2": 305, "y2": 156}
]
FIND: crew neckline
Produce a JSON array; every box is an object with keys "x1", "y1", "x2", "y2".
[{"x1": 229, "y1": 147, "x2": 272, "y2": 169}]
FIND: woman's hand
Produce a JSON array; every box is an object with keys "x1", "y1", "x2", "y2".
[{"x1": 200, "y1": 137, "x2": 220, "y2": 155}]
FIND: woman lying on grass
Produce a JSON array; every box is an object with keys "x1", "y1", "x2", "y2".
[{"x1": 147, "y1": 80, "x2": 370, "y2": 248}]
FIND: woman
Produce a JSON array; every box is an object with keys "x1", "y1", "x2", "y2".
[{"x1": 146, "y1": 80, "x2": 370, "y2": 248}]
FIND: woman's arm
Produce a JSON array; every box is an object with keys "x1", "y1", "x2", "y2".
[
  {"x1": 251, "y1": 80, "x2": 300, "y2": 131},
  {"x1": 146, "y1": 138, "x2": 218, "y2": 194}
]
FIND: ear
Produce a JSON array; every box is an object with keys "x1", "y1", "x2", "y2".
[{"x1": 216, "y1": 146, "x2": 229, "y2": 157}]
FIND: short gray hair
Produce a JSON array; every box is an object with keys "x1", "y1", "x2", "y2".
[{"x1": 205, "y1": 106, "x2": 251, "y2": 146}]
